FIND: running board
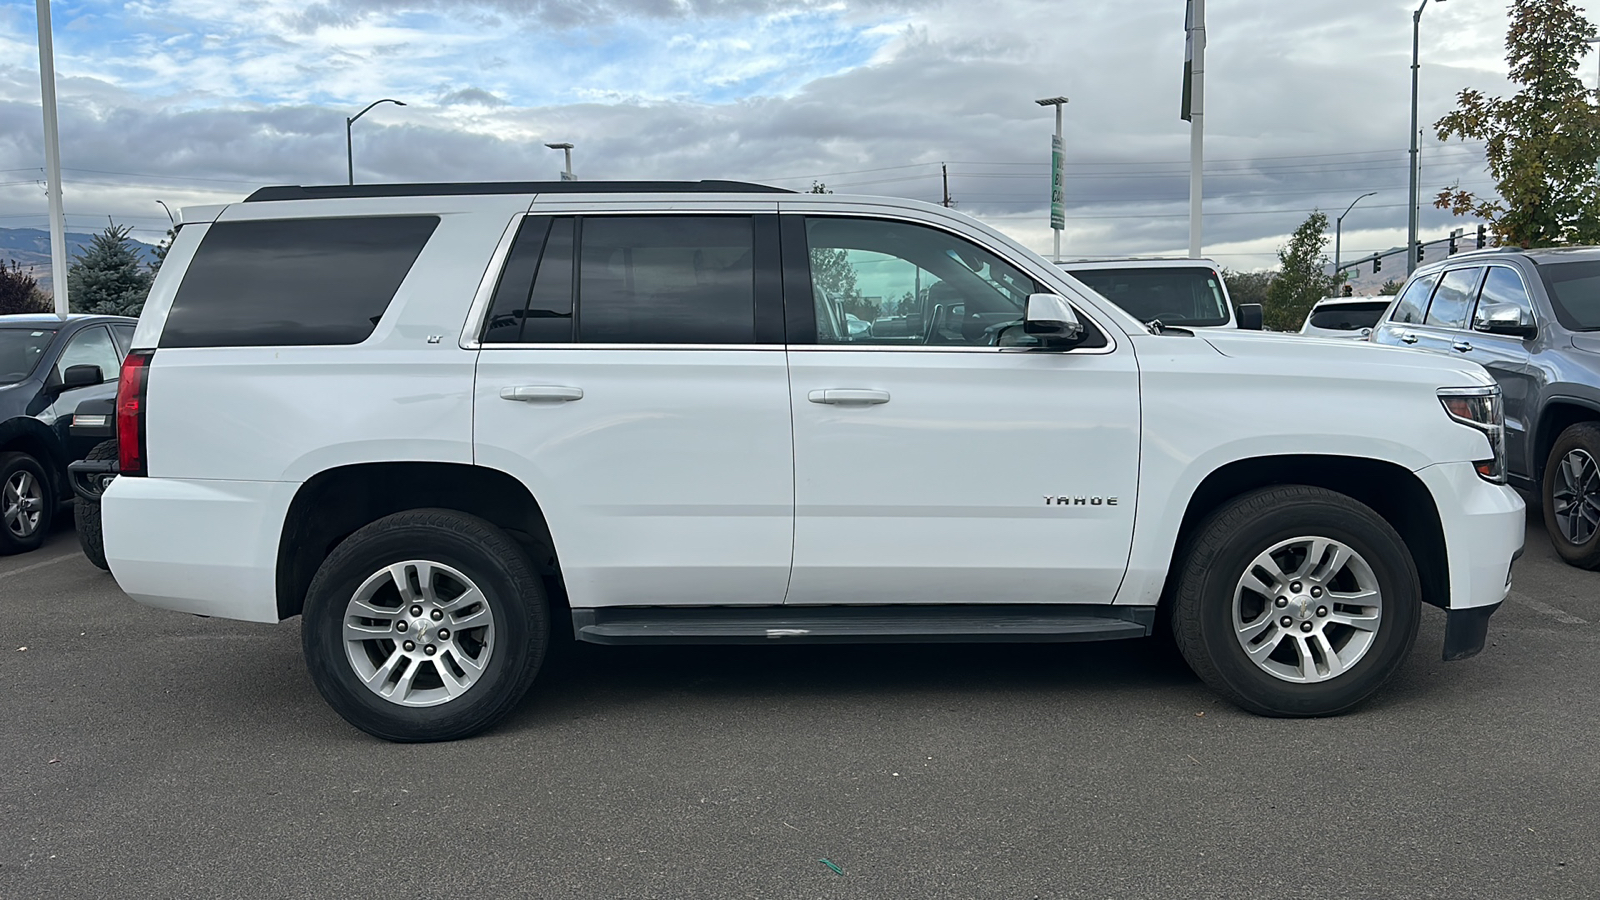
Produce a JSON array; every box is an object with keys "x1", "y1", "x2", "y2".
[{"x1": 570, "y1": 605, "x2": 1154, "y2": 646}]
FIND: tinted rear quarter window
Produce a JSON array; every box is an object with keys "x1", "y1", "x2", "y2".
[
  {"x1": 162, "y1": 216, "x2": 439, "y2": 348},
  {"x1": 1539, "y1": 260, "x2": 1600, "y2": 331}
]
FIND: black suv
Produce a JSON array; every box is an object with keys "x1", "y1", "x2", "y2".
[
  {"x1": 1372, "y1": 247, "x2": 1600, "y2": 567},
  {"x1": 0, "y1": 313, "x2": 137, "y2": 554}
]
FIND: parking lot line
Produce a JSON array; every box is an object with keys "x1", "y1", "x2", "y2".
[
  {"x1": 1508, "y1": 590, "x2": 1589, "y2": 625},
  {"x1": 0, "y1": 550, "x2": 81, "y2": 580}
]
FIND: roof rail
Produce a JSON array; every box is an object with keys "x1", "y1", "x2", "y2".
[{"x1": 244, "y1": 180, "x2": 793, "y2": 202}]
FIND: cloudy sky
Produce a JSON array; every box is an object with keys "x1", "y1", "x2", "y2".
[{"x1": 0, "y1": 0, "x2": 1580, "y2": 269}]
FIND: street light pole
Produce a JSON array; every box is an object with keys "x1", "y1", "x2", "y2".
[
  {"x1": 1335, "y1": 191, "x2": 1378, "y2": 284},
  {"x1": 35, "y1": 0, "x2": 68, "y2": 317},
  {"x1": 1035, "y1": 97, "x2": 1068, "y2": 262},
  {"x1": 346, "y1": 98, "x2": 406, "y2": 185},
  {"x1": 1408, "y1": 0, "x2": 1445, "y2": 275},
  {"x1": 545, "y1": 142, "x2": 575, "y2": 181}
]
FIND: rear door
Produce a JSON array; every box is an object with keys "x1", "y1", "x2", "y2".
[
  {"x1": 1372, "y1": 271, "x2": 1442, "y2": 349},
  {"x1": 472, "y1": 207, "x2": 795, "y2": 608}
]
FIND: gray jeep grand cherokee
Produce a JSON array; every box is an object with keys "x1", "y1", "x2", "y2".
[{"x1": 1372, "y1": 246, "x2": 1600, "y2": 568}]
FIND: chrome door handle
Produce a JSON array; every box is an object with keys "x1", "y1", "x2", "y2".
[
  {"x1": 500, "y1": 385, "x2": 584, "y2": 402},
  {"x1": 1400, "y1": 332, "x2": 1419, "y2": 344},
  {"x1": 1452, "y1": 341, "x2": 1474, "y2": 353},
  {"x1": 807, "y1": 389, "x2": 890, "y2": 405}
]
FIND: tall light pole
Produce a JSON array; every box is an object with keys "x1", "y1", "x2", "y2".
[
  {"x1": 1408, "y1": 0, "x2": 1445, "y2": 275},
  {"x1": 1335, "y1": 191, "x2": 1377, "y2": 284},
  {"x1": 1184, "y1": 0, "x2": 1206, "y2": 259},
  {"x1": 346, "y1": 98, "x2": 405, "y2": 185},
  {"x1": 545, "y1": 142, "x2": 575, "y2": 181},
  {"x1": 1035, "y1": 97, "x2": 1068, "y2": 262},
  {"x1": 35, "y1": 0, "x2": 68, "y2": 317}
]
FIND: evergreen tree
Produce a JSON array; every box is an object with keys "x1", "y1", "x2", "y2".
[
  {"x1": 68, "y1": 224, "x2": 154, "y2": 316},
  {"x1": 1434, "y1": 0, "x2": 1600, "y2": 246},
  {"x1": 1379, "y1": 279, "x2": 1404, "y2": 296},
  {"x1": 0, "y1": 261, "x2": 51, "y2": 315},
  {"x1": 1263, "y1": 212, "x2": 1335, "y2": 331}
]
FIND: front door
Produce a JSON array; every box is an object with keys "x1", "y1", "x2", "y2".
[
  {"x1": 782, "y1": 214, "x2": 1140, "y2": 606},
  {"x1": 473, "y1": 212, "x2": 794, "y2": 608}
]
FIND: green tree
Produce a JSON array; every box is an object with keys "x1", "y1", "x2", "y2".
[
  {"x1": 68, "y1": 223, "x2": 153, "y2": 316},
  {"x1": 1263, "y1": 211, "x2": 1335, "y2": 331},
  {"x1": 1434, "y1": 0, "x2": 1600, "y2": 246},
  {"x1": 0, "y1": 260, "x2": 51, "y2": 315},
  {"x1": 1222, "y1": 268, "x2": 1274, "y2": 312},
  {"x1": 150, "y1": 226, "x2": 176, "y2": 275},
  {"x1": 1379, "y1": 279, "x2": 1404, "y2": 296}
]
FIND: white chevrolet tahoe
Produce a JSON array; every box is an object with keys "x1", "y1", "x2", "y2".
[{"x1": 102, "y1": 181, "x2": 1524, "y2": 742}]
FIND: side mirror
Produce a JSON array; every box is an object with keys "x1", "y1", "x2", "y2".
[
  {"x1": 1023, "y1": 293, "x2": 1085, "y2": 345},
  {"x1": 1236, "y1": 303, "x2": 1264, "y2": 331},
  {"x1": 1475, "y1": 304, "x2": 1536, "y2": 339},
  {"x1": 57, "y1": 364, "x2": 104, "y2": 392}
]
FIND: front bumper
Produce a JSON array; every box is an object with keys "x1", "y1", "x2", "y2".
[{"x1": 1415, "y1": 461, "x2": 1525, "y2": 660}]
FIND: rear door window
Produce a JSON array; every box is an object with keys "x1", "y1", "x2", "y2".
[
  {"x1": 577, "y1": 217, "x2": 758, "y2": 344},
  {"x1": 1389, "y1": 273, "x2": 1440, "y2": 324},
  {"x1": 161, "y1": 216, "x2": 439, "y2": 348},
  {"x1": 1424, "y1": 267, "x2": 1485, "y2": 330},
  {"x1": 481, "y1": 217, "x2": 575, "y2": 344}
]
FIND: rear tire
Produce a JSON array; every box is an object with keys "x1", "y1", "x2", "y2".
[
  {"x1": 75, "y1": 439, "x2": 117, "y2": 571},
  {"x1": 1172, "y1": 486, "x2": 1420, "y2": 717},
  {"x1": 0, "y1": 451, "x2": 53, "y2": 555},
  {"x1": 1542, "y1": 423, "x2": 1600, "y2": 569},
  {"x1": 302, "y1": 509, "x2": 550, "y2": 742}
]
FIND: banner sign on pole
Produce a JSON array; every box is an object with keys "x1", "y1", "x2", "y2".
[{"x1": 1050, "y1": 135, "x2": 1065, "y2": 231}]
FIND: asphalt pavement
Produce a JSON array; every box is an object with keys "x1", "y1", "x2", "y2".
[{"x1": 3, "y1": 504, "x2": 1598, "y2": 899}]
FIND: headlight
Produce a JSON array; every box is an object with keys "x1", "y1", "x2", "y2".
[{"x1": 1438, "y1": 385, "x2": 1505, "y2": 483}]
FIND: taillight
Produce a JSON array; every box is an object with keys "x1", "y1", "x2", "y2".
[{"x1": 116, "y1": 350, "x2": 152, "y2": 476}]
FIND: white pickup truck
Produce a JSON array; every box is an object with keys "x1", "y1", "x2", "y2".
[{"x1": 101, "y1": 181, "x2": 1523, "y2": 741}]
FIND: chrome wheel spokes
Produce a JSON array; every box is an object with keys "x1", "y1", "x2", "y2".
[
  {"x1": 342, "y1": 560, "x2": 497, "y2": 707},
  {"x1": 1232, "y1": 536, "x2": 1383, "y2": 684}
]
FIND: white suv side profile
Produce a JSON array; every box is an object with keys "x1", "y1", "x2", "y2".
[{"x1": 103, "y1": 181, "x2": 1523, "y2": 741}]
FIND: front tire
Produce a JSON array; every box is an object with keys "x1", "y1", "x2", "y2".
[
  {"x1": 302, "y1": 509, "x2": 550, "y2": 742},
  {"x1": 1542, "y1": 423, "x2": 1600, "y2": 569},
  {"x1": 0, "y1": 451, "x2": 53, "y2": 555},
  {"x1": 1172, "y1": 486, "x2": 1420, "y2": 717}
]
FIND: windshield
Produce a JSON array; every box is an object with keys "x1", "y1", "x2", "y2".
[
  {"x1": 1539, "y1": 260, "x2": 1600, "y2": 331},
  {"x1": 0, "y1": 328, "x2": 57, "y2": 385},
  {"x1": 1064, "y1": 266, "x2": 1230, "y2": 327},
  {"x1": 1308, "y1": 301, "x2": 1388, "y2": 331}
]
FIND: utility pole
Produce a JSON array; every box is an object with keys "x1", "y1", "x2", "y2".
[
  {"x1": 1409, "y1": 0, "x2": 1445, "y2": 275},
  {"x1": 35, "y1": 0, "x2": 68, "y2": 317},
  {"x1": 941, "y1": 163, "x2": 951, "y2": 208},
  {"x1": 1185, "y1": 0, "x2": 1206, "y2": 259}
]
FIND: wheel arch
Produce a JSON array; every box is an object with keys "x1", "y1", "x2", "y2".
[
  {"x1": 1532, "y1": 397, "x2": 1600, "y2": 487},
  {"x1": 275, "y1": 462, "x2": 564, "y2": 620},
  {"x1": 1163, "y1": 454, "x2": 1450, "y2": 613},
  {"x1": 0, "y1": 416, "x2": 68, "y2": 500}
]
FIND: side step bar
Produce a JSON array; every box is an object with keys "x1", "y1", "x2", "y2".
[{"x1": 570, "y1": 605, "x2": 1155, "y2": 646}]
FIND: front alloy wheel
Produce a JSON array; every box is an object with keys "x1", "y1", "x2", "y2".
[
  {"x1": 0, "y1": 451, "x2": 53, "y2": 554},
  {"x1": 1542, "y1": 423, "x2": 1600, "y2": 569},
  {"x1": 1173, "y1": 485, "x2": 1420, "y2": 717}
]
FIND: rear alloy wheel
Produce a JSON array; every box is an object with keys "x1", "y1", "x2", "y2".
[
  {"x1": 1543, "y1": 423, "x2": 1600, "y2": 569},
  {"x1": 1173, "y1": 486, "x2": 1420, "y2": 717},
  {"x1": 302, "y1": 509, "x2": 549, "y2": 742},
  {"x1": 0, "y1": 451, "x2": 53, "y2": 555}
]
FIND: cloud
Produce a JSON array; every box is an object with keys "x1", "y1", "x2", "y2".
[{"x1": 0, "y1": 0, "x2": 1538, "y2": 268}]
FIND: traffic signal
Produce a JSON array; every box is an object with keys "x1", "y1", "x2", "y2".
[
  {"x1": 1477, "y1": 224, "x2": 1487, "y2": 249},
  {"x1": 1416, "y1": 242, "x2": 1426, "y2": 262},
  {"x1": 1373, "y1": 254, "x2": 1382, "y2": 274}
]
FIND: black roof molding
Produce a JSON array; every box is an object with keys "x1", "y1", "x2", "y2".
[{"x1": 244, "y1": 180, "x2": 793, "y2": 202}]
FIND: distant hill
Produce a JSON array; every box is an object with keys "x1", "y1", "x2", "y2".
[{"x1": 0, "y1": 227, "x2": 161, "y2": 297}]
